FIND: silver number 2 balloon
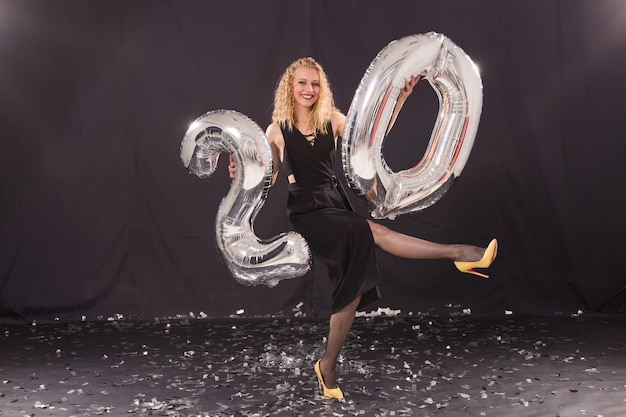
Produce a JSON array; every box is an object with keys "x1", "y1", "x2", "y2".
[
  {"x1": 180, "y1": 110, "x2": 311, "y2": 287},
  {"x1": 342, "y1": 32, "x2": 484, "y2": 219}
]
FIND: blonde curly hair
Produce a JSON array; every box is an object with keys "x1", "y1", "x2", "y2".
[{"x1": 271, "y1": 57, "x2": 338, "y2": 135}]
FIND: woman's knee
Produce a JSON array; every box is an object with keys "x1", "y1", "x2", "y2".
[{"x1": 367, "y1": 220, "x2": 389, "y2": 245}]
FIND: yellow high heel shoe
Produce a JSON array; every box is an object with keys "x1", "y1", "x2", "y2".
[
  {"x1": 454, "y1": 239, "x2": 498, "y2": 279},
  {"x1": 314, "y1": 360, "x2": 344, "y2": 401}
]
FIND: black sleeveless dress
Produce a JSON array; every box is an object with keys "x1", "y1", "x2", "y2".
[{"x1": 281, "y1": 123, "x2": 381, "y2": 313}]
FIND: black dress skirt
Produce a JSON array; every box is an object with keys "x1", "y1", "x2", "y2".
[{"x1": 281, "y1": 123, "x2": 381, "y2": 313}]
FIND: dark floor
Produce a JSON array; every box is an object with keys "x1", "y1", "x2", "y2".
[{"x1": 1, "y1": 311, "x2": 626, "y2": 417}]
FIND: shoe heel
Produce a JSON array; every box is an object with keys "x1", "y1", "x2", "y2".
[
  {"x1": 454, "y1": 239, "x2": 497, "y2": 279},
  {"x1": 314, "y1": 360, "x2": 344, "y2": 401}
]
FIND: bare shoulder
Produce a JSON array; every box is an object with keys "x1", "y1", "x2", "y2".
[
  {"x1": 265, "y1": 122, "x2": 285, "y2": 177},
  {"x1": 266, "y1": 122, "x2": 283, "y2": 141},
  {"x1": 330, "y1": 111, "x2": 347, "y2": 138},
  {"x1": 265, "y1": 122, "x2": 285, "y2": 153}
]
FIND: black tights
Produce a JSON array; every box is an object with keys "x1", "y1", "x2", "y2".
[{"x1": 318, "y1": 295, "x2": 361, "y2": 388}]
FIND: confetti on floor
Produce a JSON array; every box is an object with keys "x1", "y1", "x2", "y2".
[{"x1": 1, "y1": 313, "x2": 626, "y2": 416}]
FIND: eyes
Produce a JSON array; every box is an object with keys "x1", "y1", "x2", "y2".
[{"x1": 296, "y1": 80, "x2": 320, "y2": 88}]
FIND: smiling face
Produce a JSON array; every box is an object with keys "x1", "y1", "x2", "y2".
[{"x1": 292, "y1": 66, "x2": 320, "y2": 109}]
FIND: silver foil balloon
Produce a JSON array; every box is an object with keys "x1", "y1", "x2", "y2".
[
  {"x1": 180, "y1": 110, "x2": 311, "y2": 287},
  {"x1": 342, "y1": 32, "x2": 483, "y2": 219}
]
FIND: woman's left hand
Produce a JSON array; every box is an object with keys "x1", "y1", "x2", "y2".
[{"x1": 399, "y1": 74, "x2": 420, "y2": 102}]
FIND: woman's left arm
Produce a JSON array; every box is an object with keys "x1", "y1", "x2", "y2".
[
  {"x1": 332, "y1": 75, "x2": 420, "y2": 141},
  {"x1": 387, "y1": 74, "x2": 420, "y2": 134},
  {"x1": 331, "y1": 111, "x2": 347, "y2": 146}
]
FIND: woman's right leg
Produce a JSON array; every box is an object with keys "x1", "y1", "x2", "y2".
[{"x1": 318, "y1": 295, "x2": 361, "y2": 389}]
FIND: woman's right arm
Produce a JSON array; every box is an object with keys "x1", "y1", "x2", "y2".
[
  {"x1": 265, "y1": 122, "x2": 285, "y2": 185},
  {"x1": 227, "y1": 122, "x2": 284, "y2": 184}
]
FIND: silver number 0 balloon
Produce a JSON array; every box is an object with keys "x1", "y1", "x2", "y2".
[
  {"x1": 343, "y1": 32, "x2": 484, "y2": 219},
  {"x1": 180, "y1": 110, "x2": 311, "y2": 287}
]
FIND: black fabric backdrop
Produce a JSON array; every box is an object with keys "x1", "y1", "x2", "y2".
[{"x1": 1, "y1": 0, "x2": 625, "y2": 321}]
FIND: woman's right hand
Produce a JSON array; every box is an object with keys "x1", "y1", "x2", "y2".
[{"x1": 228, "y1": 154, "x2": 236, "y2": 179}]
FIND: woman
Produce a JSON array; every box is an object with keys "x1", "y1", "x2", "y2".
[{"x1": 229, "y1": 57, "x2": 497, "y2": 401}]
